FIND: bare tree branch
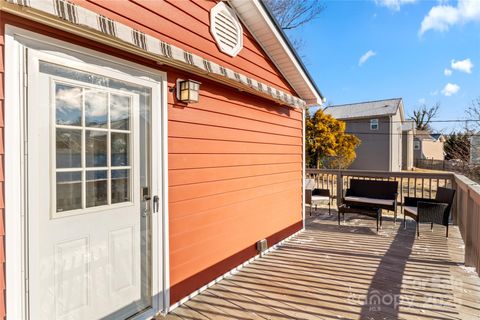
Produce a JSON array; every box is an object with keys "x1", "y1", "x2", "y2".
[
  {"x1": 466, "y1": 97, "x2": 480, "y2": 131},
  {"x1": 409, "y1": 103, "x2": 440, "y2": 131},
  {"x1": 290, "y1": 37, "x2": 305, "y2": 52},
  {"x1": 264, "y1": 0, "x2": 325, "y2": 30}
]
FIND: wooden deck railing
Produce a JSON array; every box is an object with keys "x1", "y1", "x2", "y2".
[
  {"x1": 305, "y1": 168, "x2": 480, "y2": 275},
  {"x1": 454, "y1": 174, "x2": 480, "y2": 275},
  {"x1": 305, "y1": 169, "x2": 455, "y2": 206}
]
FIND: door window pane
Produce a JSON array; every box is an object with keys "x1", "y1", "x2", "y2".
[
  {"x1": 56, "y1": 171, "x2": 82, "y2": 212},
  {"x1": 111, "y1": 133, "x2": 130, "y2": 166},
  {"x1": 56, "y1": 128, "x2": 82, "y2": 168},
  {"x1": 112, "y1": 169, "x2": 130, "y2": 204},
  {"x1": 51, "y1": 68, "x2": 136, "y2": 214},
  {"x1": 86, "y1": 130, "x2": 107, "y2": 167},
  {"x1": 86, "y1": 170, "x2": 108, "y2": 208},
  {"x1": 111, "y1": 94, "x2": 130, "y2": 130},
  {"x1": 85, "y1": 90, "x2": 108, "y2": 128},
  {"x1": 55, "y1": 83, "x2": 82, "y2": 126}
]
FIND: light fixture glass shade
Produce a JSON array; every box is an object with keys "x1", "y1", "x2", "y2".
[{"x1": 177, "y1": 79, "x2": 201, "y2": 103}]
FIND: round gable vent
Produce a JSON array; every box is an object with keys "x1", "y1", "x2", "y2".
[{"x1": 210, "y1": 2, "x2": 243, "y2": 57}]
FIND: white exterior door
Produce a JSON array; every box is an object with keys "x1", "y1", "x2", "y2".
[{"x1": 25, "y1": 49, "x2": 160, "y2": 320}]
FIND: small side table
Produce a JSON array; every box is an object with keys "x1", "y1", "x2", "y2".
[{"x1": 338, "y1": 204, "x2": 382, "y2": 232}]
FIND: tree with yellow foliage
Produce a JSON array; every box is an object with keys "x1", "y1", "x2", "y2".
[{"x1": 306, "y1": 108, "x2": 360, "y2": 169}]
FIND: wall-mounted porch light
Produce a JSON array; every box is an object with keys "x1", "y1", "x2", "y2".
[{"x1": 176, "y1": 79, "x2": 201, "y2": 103}]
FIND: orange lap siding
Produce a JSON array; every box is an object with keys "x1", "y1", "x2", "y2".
[
  {"x1": 0, "y1": 17, "x2": 5, "y2": 319},
  {"x1": 167, "y1": 71, "x2": 303, "y2": 304}
]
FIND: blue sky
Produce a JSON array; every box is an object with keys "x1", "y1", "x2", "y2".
[{"x1": 286, "y1": 0, "x2": 480, "y2": 132}]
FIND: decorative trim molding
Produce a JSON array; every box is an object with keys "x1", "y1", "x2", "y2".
[
  {"x1": 167, "y1": 228, "x2": 304, "y2": 313},
  {"x1": 3, "y1": 0, "x2": 306, "y2": 108}
]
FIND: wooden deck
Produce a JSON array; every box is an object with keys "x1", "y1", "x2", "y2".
[{"x1": 161, "y1": 209, "x2": 480, "y2": 320}]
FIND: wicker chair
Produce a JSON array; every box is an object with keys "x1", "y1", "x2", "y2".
[
  {"x1": 312, "y1": 188, "x2": 331, "y2": 215},
  {"x1": 305, "y1": 179, "x2": 331, "y2": 215},
  {"x1": 403, "y1": 187, "x2": 456, "y2": 238}
]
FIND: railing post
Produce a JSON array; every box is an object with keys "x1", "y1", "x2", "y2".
[
  {"x1": 336, "y1": 171, "x2": 343, "y2": 206},
  {"x1": 465, "y1": 187, "x2": 474, "y2": 267},
  {"x1": 451, "y1": 175, "x2": 458, "y2": 225}
]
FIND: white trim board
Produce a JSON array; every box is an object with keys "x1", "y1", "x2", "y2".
[
  {"x1": 302, "y1": 108, "x2": 306, "y2": 229},
  {"x1": 168, "y1": 229, "x2": 304, "y2": 313},
  {"x1": 4, "y1": 25, "x2": 170, "y2": 319},
  {"x1": 4, "y1": 23, "x2": 26, "y2": 320}
]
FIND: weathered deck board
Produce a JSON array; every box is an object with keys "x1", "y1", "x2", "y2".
[{"x1": 159, "y1": 209, "x2": 480, "y2": 320}]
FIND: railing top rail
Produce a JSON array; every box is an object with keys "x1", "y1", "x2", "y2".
[
  {"x1": 455, "y1": 175, "x2": 480, "y2": 202},
  {"x1": 454, "y1": 174, "x2": 478, "y2": 186},
  {"x1": 306, "y1": 168, "x2": 455, "y2": 180}
]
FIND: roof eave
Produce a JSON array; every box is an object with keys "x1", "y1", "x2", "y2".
[{"x1": 228, "y1": 0, "x2": 324, "y2": 106}]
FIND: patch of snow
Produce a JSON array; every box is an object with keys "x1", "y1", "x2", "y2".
[{"x1": 460, "y1": 265, "x2": 478, "y2": 275}]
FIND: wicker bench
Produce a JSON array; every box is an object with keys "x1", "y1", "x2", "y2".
[{"x1": 342, "y1": 179, "x2": 399, "y2": 223}]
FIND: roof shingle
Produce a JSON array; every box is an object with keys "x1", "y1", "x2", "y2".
[{"x1": 324, "y1": 98, "x2": 402, "y2": 120}]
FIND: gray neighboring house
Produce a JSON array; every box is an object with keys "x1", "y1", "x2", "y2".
[{"x1": 324, "y1": 98, "x2": 414, "y2": 171}]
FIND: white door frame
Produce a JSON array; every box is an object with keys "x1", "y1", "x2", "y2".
[{"x1": 4, "y1": 25, "x2": 170, "y2": 320}]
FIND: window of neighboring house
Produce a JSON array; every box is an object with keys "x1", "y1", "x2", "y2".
[
  {"x1": 414, "y1": 140, "x2": 420, "y2": 150},
  {"x1": 370, "y1": 119, "x2": 379, "y2": 130}
]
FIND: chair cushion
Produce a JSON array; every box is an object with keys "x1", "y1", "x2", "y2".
[
  {"x1": 312, "y1": 196, "x2": 329, "y2": 201},
  {"x1": 305, "y1": 179, "x2": 315, "y2": 190},
  {"x1": 344, "y1": 196, "x2": 394, "y2": 207},
  {"x1": 404, "y1": 206, "x2": 418, "y2": 216}
]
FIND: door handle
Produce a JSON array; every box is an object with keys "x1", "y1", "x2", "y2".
[{"x1": 153, "y1": 195, "x2": 159, "y2": 213}]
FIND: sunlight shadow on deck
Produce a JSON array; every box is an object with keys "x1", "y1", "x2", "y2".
[{"x1": 359, "y1": 220, "x2": 415, "y2": 319}]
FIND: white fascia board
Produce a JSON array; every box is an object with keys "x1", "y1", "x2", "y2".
[
  {"x1": 229, "y1": 0, "x2": 323, "y2": 106},
  {"x1": 398, "y1": 99, "x2": 406, "y2": 122}
]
